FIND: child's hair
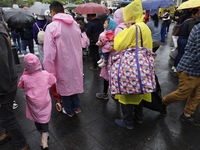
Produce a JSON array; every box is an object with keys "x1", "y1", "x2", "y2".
[
  {"x1": 80, "y1": 24, "x2": 86, "y2": 32},
  {"x1": 105, "y1": 18, "x2": 110, "y2": 23}
]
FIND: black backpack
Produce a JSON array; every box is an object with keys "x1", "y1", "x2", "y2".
[
  {"x1": 143, "y1": 75, "x2": 162, "y2": 111},
  {"x1": 23, "y1": 28, "x2": 33, "y2": 40}
]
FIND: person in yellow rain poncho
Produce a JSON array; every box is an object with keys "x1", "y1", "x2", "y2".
[{"x1": 114, "y1": 0, "x2": 153, "y2": 129}]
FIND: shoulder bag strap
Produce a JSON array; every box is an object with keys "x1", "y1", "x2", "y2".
[
  {"x1": 180, "y1": 18, "x2": 193, "y2": 26},
  {"x1": 42, "y1": 23, "x2": 48, "y2": 30}
]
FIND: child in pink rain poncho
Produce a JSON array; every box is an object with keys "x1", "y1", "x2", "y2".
[
  {"x1": 96, "y1": 17, "x2": 116, "y2": 68},
  {"x1": 18, "y1": 53, "x2": 56, "y2": 150}
]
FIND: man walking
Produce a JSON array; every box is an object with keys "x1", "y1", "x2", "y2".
[
  {"x1": 43, "y1": 1, "x2": 83, "y2": 117},
  {"x1": 162, "y1": 16, "x2": 200, "y2": 126},
  {"x1": 0, "y1": 24, "x2": 28, "y2": 150}
]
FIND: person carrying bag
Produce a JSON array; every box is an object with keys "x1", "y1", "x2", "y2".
[{"x1": 112, "y1": 0, "x2": 155, "y2": 129}]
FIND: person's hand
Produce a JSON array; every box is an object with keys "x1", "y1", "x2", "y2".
[
  {"x1": 24, "y1": 68, "x2": 26, "y2": 71},
  {"x1": 96, "y1": 42, "x2": 99, "y2": 46},
  {"x1": 127, "y1": 20, "x2": 136, "y2": 28},
  {"x1": 110, "y1": 45, "x2": 114, "y2": 51}
]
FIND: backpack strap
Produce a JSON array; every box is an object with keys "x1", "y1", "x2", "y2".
[{"x1": 35, "y1": 23, "x2": 47, "y2": 31}]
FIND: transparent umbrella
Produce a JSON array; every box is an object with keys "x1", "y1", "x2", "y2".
[{"x1": 28, "y1": 4, "x2": 50, "y2": 15}]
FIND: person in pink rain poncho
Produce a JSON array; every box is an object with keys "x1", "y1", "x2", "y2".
[
  {"x1": 96, "y1": 18, "x2": 116, "y2": 68},
  {"x1": 96, "y1": 8, "x2": 127, "y2": 100},
  {"x1": 18, "y1": 53, "x2": 56, "y2": 149},
  {"x1": 43, "y1": 2, "x2": 83, "y2": 117}
]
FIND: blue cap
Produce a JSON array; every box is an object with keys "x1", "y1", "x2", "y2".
[{"x1": 149, "y1": 9, "x2": 158, "y2": 16}]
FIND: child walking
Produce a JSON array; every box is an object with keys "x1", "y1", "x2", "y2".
[
  {"x1": 96, "y1": 17, "x2": 116, "y2": 68},
  {"x1": 18, "y1": 53, "x2": 56, "y2": 150}
]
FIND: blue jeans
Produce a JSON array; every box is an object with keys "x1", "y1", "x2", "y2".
[
  {"x1": 11, "y1": 31, "x2": 21, "y2": 52},
  {"x1": 38, "y1": 44, "x2": 44, "y2": 63},
  {"x1": 161, "y1": 28, "x2": 166, "y2": 43},
  {"x1": 102, "y1": 52, "x2": 109, "y2": 62},
  {"x1": 174, "y1": 38, "x2": 188, "y2": 67},
  {"x1": 61, "y1": 94, "x2": 81, "y2": 115},
  {"x1": 21, "y1": 39, "x2": 34, "y2": 55}
]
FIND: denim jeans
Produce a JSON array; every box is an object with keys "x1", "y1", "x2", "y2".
[
  {"x1": 11, "y1": 31, "x2": 21, "y2": 52},
  {"x1": 102, "y1": 52, "x2": 109, "y2": 62},
  {"x1": 61, "y1": 94, "x2": 81, "y2": 115},
  {"x1": 121, "y1": 101, "x2": 144, "y2": 125},
  {"x1": 161, "y1": 28, "x2": 166, "y2": 43},
  {"x1": 0, "y1": 90, "x2": 27, "y2": 150},
  {"x1": 21, "y1": 39, "x2": 34, "y2": 55},
  {"x1": 38, "y1": 44, "x2": 44, "y2": 63},
  {"x1": 174, "y1": 38, "x2": 188, "y2": 67}
]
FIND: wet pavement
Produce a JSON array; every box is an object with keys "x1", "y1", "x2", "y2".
[{"x1": 1, "y1": 27, "x2": 200, "y2": 150}]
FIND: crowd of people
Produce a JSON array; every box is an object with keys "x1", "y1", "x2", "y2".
[{"x1": 1, "y1": 0, "x2": 200, "y2": 149}]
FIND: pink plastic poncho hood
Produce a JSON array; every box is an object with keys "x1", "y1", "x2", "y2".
[
  {"x1": 53, "y1": 13, "x2": 74, "y2": 24},
  {"x1": 113, "y1": 8, "x2": 127, "y2": 36},
  {"x1": 24, "y1": 53, "x2": 42, "y2": 74}
]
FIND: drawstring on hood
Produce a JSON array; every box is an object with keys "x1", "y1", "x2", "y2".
[
  {"x1": 53, "y1": 13, "x2": 74, "y2": 24},
  {"x1": 24, "y1": 53, "x2": 42, "y2": 74}
]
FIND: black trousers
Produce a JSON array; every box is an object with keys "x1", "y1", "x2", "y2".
[
  {"x1": 0, "y1": 90, "x2": 27, "y2": 150},
  {"x1": 103, "y1": 79, "x2": 109, "y2": 94},
  {"x1": 121, "y1": 101, "x2": 144, "y2": 125},
  {"x1": 90, "y1": 45, "x2": 100, "y2": 68},
  {"x1": 35, "y1": 122, "x2": 48, "y2": 133}
]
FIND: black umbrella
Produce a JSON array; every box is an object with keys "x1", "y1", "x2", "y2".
[{"x1": 3, "y1": 8, "x2": 36, "y2": 28}]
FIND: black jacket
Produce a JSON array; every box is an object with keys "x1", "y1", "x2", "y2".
[
  {"x1": 86, "y1": 18, "x2": 103, "y2": 45},
  {"x1": 0, "y1": 24, "x2": 18, "y2": 104}
]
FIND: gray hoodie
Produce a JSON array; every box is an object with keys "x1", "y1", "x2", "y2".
[{"x1": 0, "y1": 24, "x2": 18, "y2": 104}]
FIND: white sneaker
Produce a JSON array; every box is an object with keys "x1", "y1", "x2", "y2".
[
  {"x1": 174, "y1": 68, "x2": 177, "y2": 73},
  {"x1": 98, "y1": 62, "x2": 106, "y2": 68},
  {"x1": 62, "y1": 108, "x2": 74, "y2": 117},
  {"x1": 13, "y1": 101, "x2": 18, "y2": 109},
  {"x1": 171, "y1": 66, "x2": 176, "y2": 71},
  {"x1": 97, "y1": 59, "x2": 103, "y2": 64}
]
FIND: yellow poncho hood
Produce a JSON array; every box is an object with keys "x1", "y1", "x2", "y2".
[
  {"x1": 114, "y1": 0, "x2": 152, "y2": 52},
  {"x1": 123, "y1": 0, "x2": 143, "y2": 24}
]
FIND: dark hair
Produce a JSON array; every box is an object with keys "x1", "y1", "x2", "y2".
[
  {"x1": 87, "y1": 14, "x2": 96, "y2": 17},
  {"x1": 105, "y1": 18, "x2": 110, "y2": 23},
  {"x1": 76, "y1": 16, "x2": 84, "y2": 22},
  {"x1": 50, "y1": 1, "x2": 64, "y2": 14},
  {"x1": 180, "y1": 8, "x2": 198, "y2": 24},
  {"x1": 80, "y1": 24, "x2": 86, "y2": 32},
  {"x1": 109, "y1": 9, "x2": 113, "y2": 14},
  {"x1": 152, "y1": 14, "x2": 159, "y2": 27},
  {"x1": 163, "y1": 9, "x2": 167, "y2": 13}
]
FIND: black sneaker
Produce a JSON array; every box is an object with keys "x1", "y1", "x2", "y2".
[
  {"x1": 179, "y1": 113, "x2": 200, "y2": 126},
  {"x1": 96, "y1": 92, "x2": 109, "y2": 100},
  {"x1": 159, "y1": 104, "x2": 167, "y2": 117}
]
